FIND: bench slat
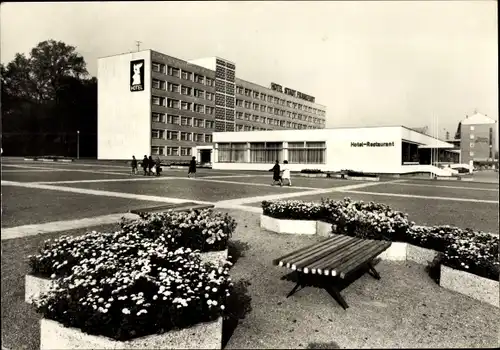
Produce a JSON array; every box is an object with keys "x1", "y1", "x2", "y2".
[
  {"x1": 290, "y1": 236, "x2": 357, "y2": 271},
  {"x1": 314, "y1": 239, "x2": 377, "y2": 276},
  {"x1": 306, "y1": 239, "x2": 373, "y2": 275},
  {"x1": 272, "y1": 237, "x2": 336, "y2": 266},
  {"x1": 333, "y1": 241, "x2": 388, "y2": 278},
  {"x1": 339, "y1": 241, "x2": 392, "y2": 278}
]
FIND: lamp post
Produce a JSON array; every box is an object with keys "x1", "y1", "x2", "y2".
[{"x1": 77, "y1": 130, "x2": 80, "y2": 160}]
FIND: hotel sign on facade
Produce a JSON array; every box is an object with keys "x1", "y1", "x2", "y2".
[
  {"x1": 351, "y1": 141, "x2": 395, "y2": 147},
  {"x1": 270, "y1": 82, "x2": 316, "y2": 103}
]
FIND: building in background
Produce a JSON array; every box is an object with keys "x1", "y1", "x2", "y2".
[
  {"x1": 458, "y1": 112, "x2": 498, "y2": 165},
  {"x1": 97, "y1": 50, "x2": 326, "y2": 162},
  {"x1": 210, "y1": 126, "x2": 459, "y2": 174}
]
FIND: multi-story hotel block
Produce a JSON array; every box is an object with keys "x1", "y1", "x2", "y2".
[
  {"x1": 457, "y1": 112, "x2": 498, "y2": 165},
  {"x1": 97, "y1": 49, "x2": 326, "y2": 162}
]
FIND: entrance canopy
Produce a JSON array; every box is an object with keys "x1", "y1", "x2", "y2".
[{"x1": 418, "y1": 144, "x2": 456, "y2": 149}]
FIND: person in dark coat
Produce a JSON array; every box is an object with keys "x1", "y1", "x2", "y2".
[
  {"x1": 270, "y1": 160, "x2": 282, "y2": 186},
  {"x1": 131, "y1": 156, "x2": 138, "y2": 175},
  {"x1": 155, "y1": 156, "x2": 162, "y2": 176},
  {"x1": 188, "y1": 156, "x2": 197, "y2": 178},
  {"x1": 142, "y1": 155, "x2": 149, "y2": 176},
  {"x1": 148, "y1": 156, "x2": 154, "y2": 176}
]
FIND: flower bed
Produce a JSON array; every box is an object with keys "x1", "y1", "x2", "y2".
[
  {"x1": 300, "y1": 169, "x2": 324, "y2": 174},
  {"x1": 35, "y1": 243, "x2": 232, "y2": 346},
  {"x1": 261, "y1": 198, "x2": 499, "y2": 281}
]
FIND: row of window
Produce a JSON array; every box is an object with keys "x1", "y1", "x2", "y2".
[
  {"x1": 235, "y1": 124, "x2": 271, "y2": 131},
  {"x1": 217, "y1": 141, "x2": 326, "y2": 164},
  {"x1": 152, "y1": 113, "x2": 215, "y2": 129},
  {"x1": 151, "y1": 146, "x2": 193, "y2": 157},
  {"x1": 236, "y1": 86, "x2": 325, "y2": 116},
  {"x1": 236, "y1": 110, "x2": 324, "y2": 125},
  {"x1": 152, "y1": 96, "x2": 215, "y2": 114},
  {"x1": 152, "y1": 79, "x2": 216, "y2": 101},
  {"x1": 152, "y1": 129, "x2": 213, "y2": 143},
  {"x1": 152, "y1": 62, "x2": 214, "y2": 87}
]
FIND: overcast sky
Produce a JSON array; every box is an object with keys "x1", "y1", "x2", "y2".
[{"x1": 1, "y1": 1, "x2": 497, "y2": 138}]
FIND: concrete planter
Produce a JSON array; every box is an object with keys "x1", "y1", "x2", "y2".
[
  {"x1": 40, "y1": 317, "x2": 223, "y2": 349},
  {"x1": 169, "y1": 165, "x2": 189, "y2": 169},
  {"x1": 297, "y1": 173, "x2": 327, "y2": 178},
  {"x1": 376, "y1": 242, "x2": 407, "y2": 261},
  {"x1": 440, "y1": 265, "x2": 499, "y2": 308},
  {"x1": 25, "y1": 274, "x2": 55, "y2": 304},
  {"x1": 406, "y1": 244, "x2": 439, "y2": 266},
  {"x1": 260, "y1": 215, "x2": 316, "y2": 235},
  {"x1": 346, "y1": 175, "x2": 380, "y2": 182},
  {"x1": 316, "y1": 220, "x2": 332, "y2": 237}
]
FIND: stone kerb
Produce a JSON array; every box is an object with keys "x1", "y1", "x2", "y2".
[
  {"x1": 40, "y1": 317, "x2": 223, "y2": 350},
  {"x1": 440, "y1": 265, "x2": 499, "y2": 308}
]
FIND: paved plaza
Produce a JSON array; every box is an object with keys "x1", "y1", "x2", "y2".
[{"x1": 1, "y1": 157, "x2": 499, "y2": 349}]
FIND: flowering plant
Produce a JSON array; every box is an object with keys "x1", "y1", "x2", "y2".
[
  {"x1": 121, "y1": 209, "x2": 236, "y2": 252},
  {"x1": 262, "y1": 200, "x2": 327, "y2": 221},
  {"x1": 35, "y1": 242, "x2": 233, "y2": 341}
]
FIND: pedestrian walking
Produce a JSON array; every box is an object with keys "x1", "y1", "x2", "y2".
[
  {"x1": 142, "y1": 155, "x2": 149, "y2": 176},
  {"x1": 148, "y1": 156, "x2": 154, "y2": 176},
  {"x1": 188, "y1": 156, "x2": 197, "y2": 178},
  {"x1": 155, "y1": 156, "x2": 162, "y2": 176},
  {"x1": 281, "y1": 160, "x2": 292, "y2": 186},
  {"x1": 270, "y1": 160, "x2": 282, "y2": 186},
  {"x1": 131, "y1": 156, "x2": 138, "y2": 175}
]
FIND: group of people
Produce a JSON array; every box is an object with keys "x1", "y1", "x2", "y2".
[
  {"x1": 270, "y1": 160, "x2": 292, "y2": 187},
  {"x1": 130, "y1": 155, "x2": 197, "y2": 177}
]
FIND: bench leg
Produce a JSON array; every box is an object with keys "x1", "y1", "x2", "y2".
[
  {"x1": 367, "y1": 262, "x2": 381, "y2": 280},
  {"x1": 286, "y1": 272, "x2": 304, "y2": 298},
  {"x1": 324, "y1": 283, "x2": 349, "y2": 310}
]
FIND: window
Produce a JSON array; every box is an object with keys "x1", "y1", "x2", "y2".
[
  {"x1": 249, "y1": 142, "x2": 283, "y2": 163},
  {"x1": 152, "y1": 112, "x2": 165, "y2": 123},
  {"x1": 253, "y1": 103, "x2": 259, "y2": 111},
  {"x1": 152, "y1": 79, "x2": 166, "y2": 90},
  {"x1": 151, "y1": 129, "x2": 165, "y2": 139},
  {"x1": 152, "y1": 62, "x2": 161, "y2": 72},
  {"x1": 470, "y1": 126, "x2": 475, "y2": 131},
  {"x1": 194, "y1": 104, "x2": 205, "y2": 113},
  {"x1": 267, "y1": 106, "x2": 272, "y2": 113},
  {"x1": 206, "y1": 92, "x2": 214, "y2": 101},
  {"x1": 260, "y1": 116, "x2": 266, "y2": 123},
  {"x1": 205, "y1": 120, "x2": 214, "y2": 128},
  {"x1": 181, "y1": 101, "x2": 192, "y2": 111},
  {"x1": 253, "y1": 91, "x2": 260, "y2": 99},
  {"x1": 181, "y1": 116, "x2": 192, "y2": 126},
  {"x1": 205, "y1": 78, "x2": 214, "y2": 87},
  {"x1": 181, "y1": 70, "x2": 192, "y2": 81},
  {"x1": 205, "y1": 134, "x2": 212, "y2": 143},
  {"x1": 288, "y1": 141, "x2": 326, "y2": 164},
  {"x1": 152, "y1": 96, "x2": 165, "y2": 106},
  {"x1": 236, "y1": 124, "x2": 244, "y2": 131},
  {"x1": 194, "y1": 74, "x2": 205, "y2": 84},
  {"x1": 260, "y1": 93, "x2": 266, "y2": 101},
  {"x1": 260, "y1": 105, "x2": 266, "y2": 112},
  {"x1": 167, "y1": 147, "x2": 179, "y2": 156},
  {"x1": 244, "y1": 101, "x2": 251, "y2": 109},
  {"x1": 236, "y1": 99, "x2": 243, "y2": 107},
  {"x1": 194, "y1": 133, "x2": 204, "y2": 142},
  {"x1": 167, "y1": 131, "x2": 179, "y2": 140},
  {"x1": 236, "y1": 86, "x2": 244, "y2": 94},
  {"x1": 181, "y1": 147, "x2": 192, "y2": 156},
  {"x1": 206, "y1": 106, "x2": 215, "y2": 115},
  {"x1": 470, "y1": 134, "x2": 474, "y2": 139},
  {"x1": 244, "y1": 89, "x2": 251, "y2": 97},
  {"x1": 244, "y1": 125, "x2": 251, "y2": 131},
  {"x1": 469, "y1": 151, "x2": 474, "y2": 157},
  {"x1": 236, "y1": 112, "x2": 244, "y2": 119},
  {"x1": 180, "y1": 132, "x2": 192, "y2": 141},
  {"x1": 193, "y1": 118, "x2": 203, "y2": 128},
  {"x1": 298, "y1": 104, "x2": 303, "y2": 110},
  {"x1": 267, "y1": 95, "x2": 273, "y2": 102},
  {"x1": 151, "y1": 146, "x2": 165, "y2": 156},
  {"x1": 252, "y1": 115, "x2": 259, "y2": 122},
  {"x1": 244, "y1": 113, "x2": 251, "y2": 121},
  {"x1": 217, "y1": 143, "x2": 246, "y2": 162},
  {"x1": 168, "y1": 83, "x2": 180, "y2": 93},
  {"x1": 168, "y1": 66, "x2": 180, "y2": 77},
  {"x1": 181, "y1": 86, "x2": 192, "y2": 96},
  {"x1": 167, "y1": 114, "x2": 179, "y2": 124},
  {"x1": 167, "y1": 99, "x2": 179, "y2": 109}
]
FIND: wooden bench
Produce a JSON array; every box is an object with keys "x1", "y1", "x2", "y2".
[{"x1": 273, "y1": 235, "x2": 391, "y2": 310}]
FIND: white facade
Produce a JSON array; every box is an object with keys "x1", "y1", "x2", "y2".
[
  {"x1": 98, "y1": 51, "x2": 152, "y2": 160},
  {"x1": 211, "y1": 126, "x2": 457, "y2": 174}
]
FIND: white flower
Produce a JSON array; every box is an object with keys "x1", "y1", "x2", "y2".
[{"x1": 122, "y1": 308, "x2": 131, "y2": 314}]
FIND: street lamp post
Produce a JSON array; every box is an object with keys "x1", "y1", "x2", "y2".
[{"x1": 77, "y1": 130, "x2": 80, "y2": 160}]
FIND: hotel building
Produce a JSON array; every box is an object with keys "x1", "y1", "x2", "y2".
[{"x1": 97, "y1": 50, "x2": 326, "y2": 162}]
